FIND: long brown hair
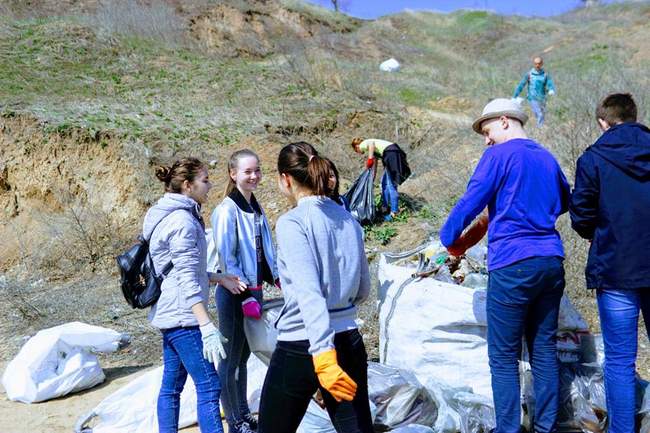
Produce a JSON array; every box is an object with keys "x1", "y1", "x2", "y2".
[
  {"x1": 277, "y1": 142, "x2": 333, "y2": 196},
  {"x1": 223, "y1": 149, "x2": 260, "y2": 198},
  {"x1": 155, "y1": 157, "x2": 206, "y2": 193}
]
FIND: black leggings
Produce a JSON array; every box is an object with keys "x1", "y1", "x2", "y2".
[{"x1": 258, "y1": 329, "x2": 374, "y2": 433}]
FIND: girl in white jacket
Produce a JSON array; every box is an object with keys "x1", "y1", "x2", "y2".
[{"x1": 210, "y1": 149, "x2": 278, "y2": 433}]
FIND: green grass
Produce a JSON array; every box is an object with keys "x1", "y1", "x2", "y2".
[{"x1": 0, "y1": 16, "x2": 356, "y2": 149}]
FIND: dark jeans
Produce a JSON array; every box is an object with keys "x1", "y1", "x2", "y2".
[
  {"x1": 258, "y1": 329, "x2": 374, "y2": 433},
  {"x1": 487, "y1": 256, "x2": 565, "y2": 433},
  {"x1": 216, "y1": 285, "x2": 259, "y2": 427},
  {"x1": 158, "y1": 326, "x2": 224, "y2": 433},
  {"x1": 597, "y1": 289, "x2": 650, "y2": 433}
]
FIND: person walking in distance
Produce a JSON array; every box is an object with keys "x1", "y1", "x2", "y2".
[{"x1": 513, "y1": 56, "x2": 556, "y2": 126}]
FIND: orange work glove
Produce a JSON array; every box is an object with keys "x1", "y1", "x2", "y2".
[
  {"x1": 448, "y1": 213, "x2": 489, "y2": 257},
  {"x1": 312, "y1": 349, "x2": 357, "y2": 402},
  {"x1": 366, "y1": 157, "x2": 375, "y2": 169}
]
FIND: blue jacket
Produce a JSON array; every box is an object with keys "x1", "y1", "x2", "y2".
[
  {"x1": 440, "y1": 138, "x2": 570, "y2": 271},
  {"x1": 570, "y1": 122, "x2": 650, "y2": 290},
  {"x1": 514, "y1": 68, "x2": 556, "y2": 102}
]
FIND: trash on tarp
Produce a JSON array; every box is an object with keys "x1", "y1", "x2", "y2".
[
  {"x1": 2, "y1": 322, "x2": 129, "y2": 403},
  {"x1": 378, "y1": 238, "x2": 595, "y2": 433}
]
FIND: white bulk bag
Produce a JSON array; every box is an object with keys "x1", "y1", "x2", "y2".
[
  {"x1": 2, "y1": 322, "x2": 128, "y2": 403},
  {"x1": 379, "y1": 254, "x2": 492, "y2": 399},
  {"x1": 76, "y1": 355, "x2": 269, "y2": 433}
]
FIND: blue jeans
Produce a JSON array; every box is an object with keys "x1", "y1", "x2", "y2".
[
  {"x1": 487, "y1": 256, "x2": 565, "y2": 433},
  {"x1": 381, "y1": 170, "x2": 399, "y2": 214},
  {"x1": 597, "y1": 289, "x2": 650, "y2": 433},
  {"x1": 158, "y1": 326, "x2": 224, "y2": 433},
  {"x1": 216, "y1": 285, "x2": 256, "y2": 427},
  {"x1": 529, "y1": 99, "x2": 546, "y2": 126}
]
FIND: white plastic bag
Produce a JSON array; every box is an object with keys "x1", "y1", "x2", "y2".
[
  {"x1": 379, "y1": 58, "x2": 401, "y2": 72},
  {"x1": 390, "y1": 424, "x2": 435, "y2": 433},
  {"x1": 243, "y1": 298, "x2": 284, "y2": 365},
  {"x1": 2, "y1": 322, "x2": 128, "y2": 403}
]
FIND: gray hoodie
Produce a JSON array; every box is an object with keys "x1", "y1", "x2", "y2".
[
  {"x1": 275, "y1": 196, "x2": 370, "y2": 355},
  {"x1": 143, "y1": 193, "x2": 209, "y2": 329}
]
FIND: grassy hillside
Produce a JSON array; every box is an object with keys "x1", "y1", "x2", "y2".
[{"x1": 1, "y1": 0, "x2": 650, "y2": 375}]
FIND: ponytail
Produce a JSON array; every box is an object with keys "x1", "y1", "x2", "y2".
[{"x1": 277, "y1": 142, "x2": 333, "y2": 196}]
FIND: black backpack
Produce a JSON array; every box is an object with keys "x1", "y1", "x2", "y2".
[{"x1": 116, "y1": 217, "x2": 173, "y2": 309}]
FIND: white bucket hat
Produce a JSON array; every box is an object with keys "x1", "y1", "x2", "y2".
[{"x1": 472, "y1": 98, "x2": 529, "y2": 134}]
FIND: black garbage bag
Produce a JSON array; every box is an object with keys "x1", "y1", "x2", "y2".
[{"x1": 343, "y1": 167, "x2": 376, "y2": 225}]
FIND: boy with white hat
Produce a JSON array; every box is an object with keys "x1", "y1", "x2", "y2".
[{"x1": 440, "y1": 98, "x2": 570, "y2": 433}]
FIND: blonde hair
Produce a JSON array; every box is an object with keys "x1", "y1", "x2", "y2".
[{"x1": 223, "y1": 149, "x2": 260, "y2": 198}]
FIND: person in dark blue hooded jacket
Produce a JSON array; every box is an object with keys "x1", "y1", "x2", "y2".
[{"x1": 570, "y1": 93, "x2": 650, "y2": 433}]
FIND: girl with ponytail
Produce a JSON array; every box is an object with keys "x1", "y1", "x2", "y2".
[
  {"x1": 210, "y1": 149, "x2": 279, "y2": 433},
  {"x1": 257, "y1": 142, "x2": 373, "y2": 433}
]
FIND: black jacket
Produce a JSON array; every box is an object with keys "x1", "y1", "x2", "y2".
[
  {"x1": 570, "y1": 122, "x2": 650, "y2": 290},
  {"x1": 382, "y1": 143, "x2": 411, "y2": 185}
]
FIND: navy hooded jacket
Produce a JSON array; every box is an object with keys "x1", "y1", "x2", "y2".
[{"x1": 570, "y1": 122, "x2": 650, "y2": 290}]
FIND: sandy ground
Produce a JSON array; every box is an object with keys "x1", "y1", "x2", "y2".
[{"x1": 0, "y1": 363, "x2": 202, "y2": 433}]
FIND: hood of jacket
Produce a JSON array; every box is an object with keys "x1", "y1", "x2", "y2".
[
  {"x1": 588, "y1": 122, "x2": 650, "y2": 180},
  {"x1": 530, "y1": 68, "x2": 545, "y2": 76},
  {"x1": 143, "y1": 193, "x2": 202, "y2": 239}
]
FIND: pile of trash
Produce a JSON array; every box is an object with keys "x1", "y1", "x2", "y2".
[
  {"x1": 378, "y1": 237, "x2": 650, "y2": 433},
  {"x1": 6, "y1": 236, "x2": 650, "y2": 433}
]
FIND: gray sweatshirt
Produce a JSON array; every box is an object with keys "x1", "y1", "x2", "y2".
[
  {"x1": 275, "y1": 196, "x2": 370, "y2": 355},
  {"x1": 142, "y1": 193, "x2": 209, "y2": 329}
]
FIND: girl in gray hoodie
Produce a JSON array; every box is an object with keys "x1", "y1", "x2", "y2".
[
  {"x1": 257, "y1": 142, "x2": 373, "y2": 433},
  {"x1": 143, "y1": 157, "x2": 244, "y2": 433}
]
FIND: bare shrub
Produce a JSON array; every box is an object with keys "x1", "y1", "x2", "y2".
[
  {"x1": 15, "y1": 187, "x2": 136, "y2": 278},
  {"x1": 85, "y1": 0, "x2": 186, "y2": 46}
]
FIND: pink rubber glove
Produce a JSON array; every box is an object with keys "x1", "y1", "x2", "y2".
[{"x1": 242, "y1": 297, "x2": 262, "y2": 319}]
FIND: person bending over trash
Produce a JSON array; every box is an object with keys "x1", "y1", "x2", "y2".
[
  {"x1": 144, "y1": 157, "x2": 245, "y2": 433},
  {"x1": 569, "y1": 93, "x2": 650, "y2": 433},
  {"x1": 210, "y1": 149, "x2": 279, "y2": 433},
  {"x1": 351, "y1": 137, "x2": 411, "y2": 221},
  {"x1": 440, "y1": 98, "x2": 570, "y2": 433},
  {"x1": 258, "y1": 142, "x2": 373, "y2": 433},
  {"x1": 513, "y1": 56, "x2": 556, "y2": 126}
]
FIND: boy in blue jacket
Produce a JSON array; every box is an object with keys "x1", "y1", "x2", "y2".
[
  {"x1": 440, "y1": 98, "x2": 570, "y2": 433},
  {"x1": 570, "y1": 93, "x2": 650, "y2": 433}
]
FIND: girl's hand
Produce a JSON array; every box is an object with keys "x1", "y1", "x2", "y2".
[{"x1": 210, "y1": 273, "x2": 247, "y2": 294}]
